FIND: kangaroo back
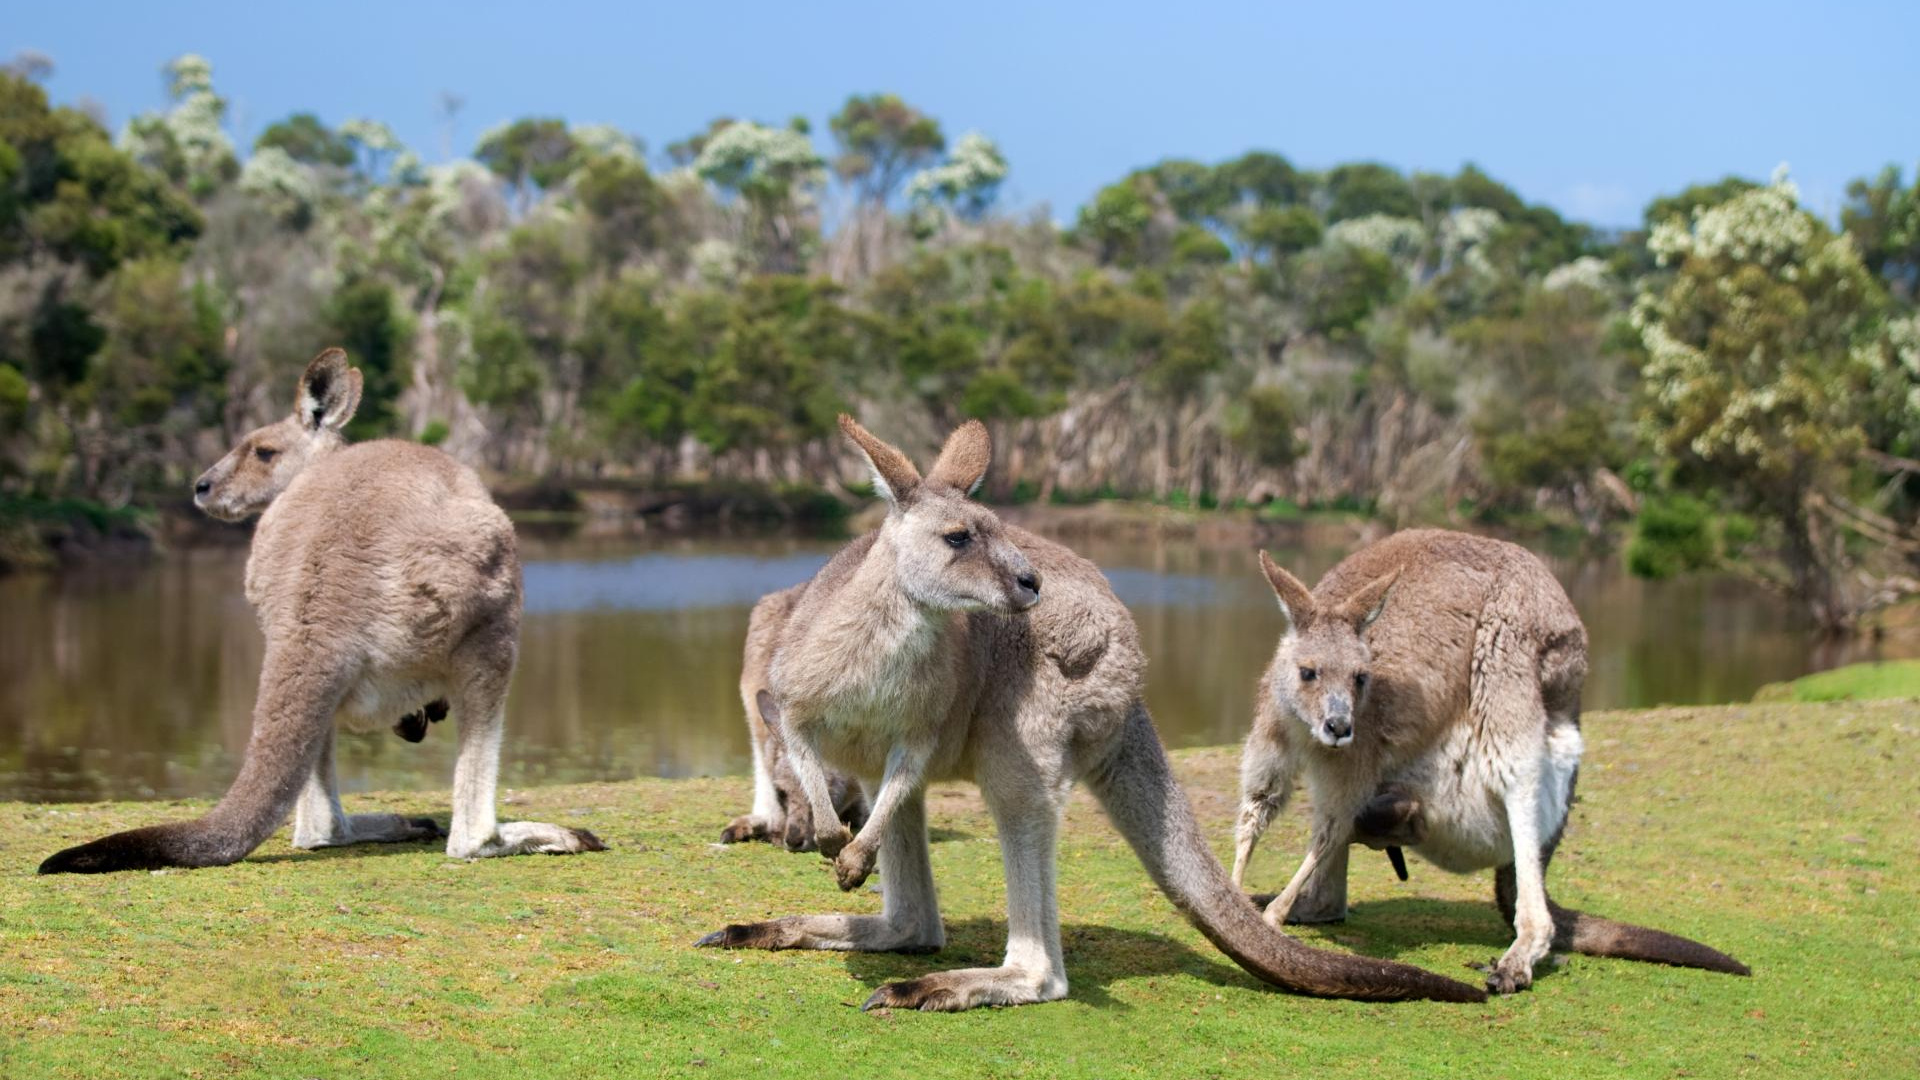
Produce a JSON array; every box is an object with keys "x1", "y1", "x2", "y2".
[{"x1": 1086, "y1": 702, "x2": 1486, "y2": 1002}]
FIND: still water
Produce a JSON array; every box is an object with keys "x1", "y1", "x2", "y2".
[{"x1": 0, "y1": 530, "x2": 1884, "y2": 802}]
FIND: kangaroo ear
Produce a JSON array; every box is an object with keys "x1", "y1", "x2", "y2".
[
  {"x1": 925, "y1": 419, "x2": 991, "y2": 497},
  {"x1": 297, "y1": 348, "x2": 362, "y2": 433},
  {"x1": 838, "y1": 414, "x2": 921, "y2": 510},
  {"x1": 1259, "y1": 550, "x2": 1316, "y2": 632},
  {"x1": 755, "y1": 689, "x2": 784, "y2": 735},
  {"x1": 1338, "y1": 568, "x2": 1400, "y2": 634}
]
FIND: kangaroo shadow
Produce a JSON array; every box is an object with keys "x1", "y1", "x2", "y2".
[
  {"x1": 1265, "y1": 895, "x2": 1573, "y2": 985},
  {"x1": 842, "y1": 917, "x2": 1261, "y2": 1010}
]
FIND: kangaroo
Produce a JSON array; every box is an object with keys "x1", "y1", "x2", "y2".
[
  {"x1": 695, "y1": 416, "x2": 1486, "y2": 1009},
  {"x1": 1233, "y1": 529, "x2": 1750, "y2": 994},
  {"x1": 38, "y1": 348, "x2": 604, "y2": 874},
  {"x1": 721, "y1": 585, "x2": 869, "y2": 851}
]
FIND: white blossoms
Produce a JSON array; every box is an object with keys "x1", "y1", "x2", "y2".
[
  {"x1": 238, "y1": 146, "x2": 317, "y2": 216},
  {"x1": 1325, "y1": 214, "x2": 1426, "y2": 260},
  {"x1": 906, "y1": 132, "x2": 1009, "y2": 212},
  {"x1": 573, "y1": 124, "x2": 642, "y2": 162},
  {"x1": 1647, "y1": 173, "x2": 1818, "y2": 270},
  {"x1": 1543, "y1": 256, "x2": 1612, "y2": 293},
  {"x1": 694, "y1": 122, "x2": 825, "y2": 198}
]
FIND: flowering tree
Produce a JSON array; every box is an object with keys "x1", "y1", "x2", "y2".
[
  {"x1": 905, "y1": 132, "x2": 1007, "y2": 221},
  {"x1": 1634, "y1": 172, "x2": 1894, "y2": 629},
  {"x1": 118, "y1": 54, "x2": 237, "y2": 199},
  {"x1": 694, "y1": 120, "x2": 824, "y2": 272}
]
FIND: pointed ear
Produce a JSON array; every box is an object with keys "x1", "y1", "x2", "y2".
[
  {"x1": 755, "y1": 689, "x2": 784, "y2": 736},
  {"x1": 1337, "y1": 569, "x2": 1400, "y2": 634},
  {"x1": 925, "y1": 419, "x2": 991, "y2": 497},
  {"x1": 297, "y1": 348, "x2": 362, "y2": 433},
  {"x1": 1259, "y1": 550, "x2": 1316, "y2": 632},
  {"x1": 838, "y1": 414, "x2": 921, "y2": 510}
]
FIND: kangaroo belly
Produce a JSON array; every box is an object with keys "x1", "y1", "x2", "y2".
[
  {"x1": 1399, "y1": 716, "x2": 1583, "y2": 874},
  {"x1": 337, "y1": 674, "x2": 447, "y2": 734}
]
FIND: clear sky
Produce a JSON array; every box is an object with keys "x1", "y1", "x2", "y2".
[{"x1": 8, "y1": 1, "x2": 1916, "y2": 228}]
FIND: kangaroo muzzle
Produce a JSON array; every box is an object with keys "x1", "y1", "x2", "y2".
[
  {"x1": 1316, "y1": 696, "x2": 1355, "y2": 748},
  {"x1": 1005, "y1": 556, "x2": 1042, "y2": 611}
]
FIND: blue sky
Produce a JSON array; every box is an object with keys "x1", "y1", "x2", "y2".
[{"x1": 8, "y1": 1, "x2": 1916, "y2": 228}]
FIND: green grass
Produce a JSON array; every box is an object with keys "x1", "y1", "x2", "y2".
[
  {"x1": 4, "y1": 703, "x2": 1917, "y2": 1079},
  {"x1": 1755, "y1": 660, "x2": 1920, "y2": 703}
]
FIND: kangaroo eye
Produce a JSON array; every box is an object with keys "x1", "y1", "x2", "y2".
[
  {"x1": 1355, "y1": 672, "x2": 1370, "y2": 689},
  {"x1": 254, "y1": 447, "x2": 279, "y2": 462},
  {"x1": 944, "y1": 530, "x2": 971, "y2": 549},
  {"x1": 1298, "y1": 667, "x2": 1317, "y2": 683}
]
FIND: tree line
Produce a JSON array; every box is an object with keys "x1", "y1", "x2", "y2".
[{"x1": 3, "y1": 53, "x2": 1920, "y2": 630}]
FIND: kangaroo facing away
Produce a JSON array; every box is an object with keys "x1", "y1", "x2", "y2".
[
  {"x1": 39, "y1": 349, "x2": 604, "y2": 874},
  {"x1": 1233, "y1": 529, "x2": 1750, "y2": 994},
  {"x1": 720, "y1": 585, "x2": 869, "y2": 851},
  {"x1": 696, "y1": 416, "x2": 1486, "y2": 1009}
]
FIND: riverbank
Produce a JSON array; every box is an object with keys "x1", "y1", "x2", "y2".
[{"x1": 7, "y1": 702, "x2": 1914, "y2": 1079}]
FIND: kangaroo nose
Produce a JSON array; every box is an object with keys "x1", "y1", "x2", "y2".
[
  {"x1": 1017, "y1": 572, "x2": 1040, "y2": 596},
  {"x1": 194, "y1": 479, "x2": 212, "y2": 496}
]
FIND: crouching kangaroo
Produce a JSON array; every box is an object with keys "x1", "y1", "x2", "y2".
[
  {"x1": 696, "y1": 416, "x2": 1485, "y2": 1009},
  {"x1": 720, "y1": 585, "x2": 869, "y2": 851},
  {"x1": 39, "y1": 348, "x2": 604, "y2": 874},
  {"x1": 1233, "y1": 529, "x2": 1749, "y2": 994}
]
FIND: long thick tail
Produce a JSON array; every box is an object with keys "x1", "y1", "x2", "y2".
[
  {"x1": 1552, "y1": 901, "x2": 1750, "y2": 975},
  {"x1": 39, "y1": 649, "x2": 341, "y2": 874},
  {"x1": 1084, "y1": 703, "x2": 1486, "y2": 1003}
]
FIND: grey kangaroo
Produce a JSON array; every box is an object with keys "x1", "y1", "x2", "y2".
[
  {"x1": 39, "y1": 348, "x2": 604, "y2": 874},
  {"x1": 721, "y1": 585, "x2": 869, "y2": 851},
  {"x1": 1233, "y1": 529, "x2": 1750, "y2": 994},
  {"x1": 696, "y1": 416, "x2": 1485, "y2": 1009}
]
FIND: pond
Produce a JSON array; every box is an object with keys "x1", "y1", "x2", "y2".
[{"x1": 0, "y1": 527, "x2": 1889, "y2": 802}]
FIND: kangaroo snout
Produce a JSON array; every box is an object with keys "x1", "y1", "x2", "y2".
[
  {"x1": 1013, "y1": 568, "x2": 1041, "y2": 609},
  {"x1": 1316, "y1": 697, "x2": 1355, "y2": 747}
]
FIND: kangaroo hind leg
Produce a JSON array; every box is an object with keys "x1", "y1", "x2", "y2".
[
  {"x1": 697, "y1": 785, "x2": 945, "y2": 954},
  {"x1": 292, "y1": 727, "x2": 440, "y2": 849},
  {"x1": 444, "y1": 627, "x2": 604, "y2": 859},
  {"x1": 864, "y1": 769, "x2": 1071, "y2": 1011}
]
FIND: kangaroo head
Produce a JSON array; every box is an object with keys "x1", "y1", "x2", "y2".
[
  {"x1": 840, "y1": 414, "x2": 1041, "y2": 614},
  {"x1": 1259, "y1": 550, "x2": 1398, "y2": 749},
  {"x1": 193, "y1": 348, "x2": 362, "y2": 522}
]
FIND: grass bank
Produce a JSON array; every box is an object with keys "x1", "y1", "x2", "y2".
[
  {"x1": 1755, "y1": 660, "x2": 1920, "y2": 703},
  {"x1": 4, "y1": 702, "x2": 1916, "y2": 1079}
]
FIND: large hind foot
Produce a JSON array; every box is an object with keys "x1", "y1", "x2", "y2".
[
  {"x1": 694, "y1": 914, "x2": 941, "y2": 954},
  {"x1": 294, "y1": 813, "x2": 444, "y2": 850},
  {"x1": 863, "y1": 965, "x2": 1067, "y2": 1012},
  {"x1": 449, "y1": 822, "x2": 606, "y2": 859}
]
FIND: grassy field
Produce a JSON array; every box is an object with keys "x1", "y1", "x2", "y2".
[
  {"x1": 1756, "y1": 660, "x2": 1920, "y2": 703},
  {"x1": 3, "y1": 702, "x2": 1916, "y2": 1079}
]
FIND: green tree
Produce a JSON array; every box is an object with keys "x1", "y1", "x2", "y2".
[
  {"x1": 1634, "y1": 175, "x2": 1890, "y2": 628},
  {"x1": 476, "y1": 118, "x2": 578, "y2": 213},
  {"x1": 254, "y1": 112, "x2": 353, "y2": 168},
  {"x1": 829, "y1": 93, "x2": 944, "y2": 207},
  {"x1": 324, "y1": 275, "x2": 410, "y2": 439}
]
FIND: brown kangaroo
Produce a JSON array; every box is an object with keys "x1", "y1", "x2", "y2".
[
  {"x1": 696, "y1": 416, "x2": 1485, "y2": 1009},
  {"x1": 720, "y1": 585, "x2": 869, "y2": 851},
  {"x1": 39, "y1": 348, "x2": 604, "y2": 874},
  {"x1": 1234, "y1": 529, "x2": 1750, "y2": 994}
]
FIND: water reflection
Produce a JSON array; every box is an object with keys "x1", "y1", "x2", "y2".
[{"x1": 0, "y1": 529, "x2": 1897, "y2": 802}]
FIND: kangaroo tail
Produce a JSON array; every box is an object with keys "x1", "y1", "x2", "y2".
[
  {"x1": 39, "y1": 649, "x2": 342, "y2": 874},
  {"x1": 1551, "y1": 900, "x2": 1750, "y2": 975},
  {"x1": 1084, "y1": 702, "x2": 1486, "y2": 1003}
]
